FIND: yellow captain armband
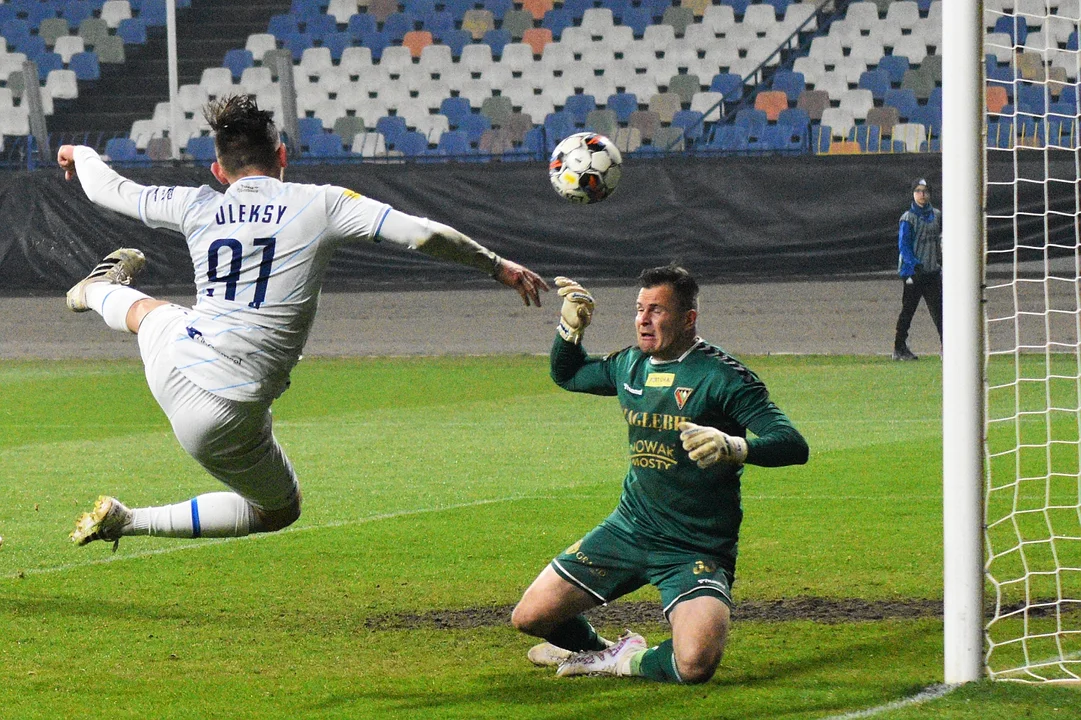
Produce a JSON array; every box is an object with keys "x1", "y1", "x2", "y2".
[{"x1": 343, "y1": 189, "x2": 362, "y2": 200}]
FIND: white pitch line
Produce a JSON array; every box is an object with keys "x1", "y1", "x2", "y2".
[
  {"x1": 822, "y1": 683, "x2": 960, "y2": 719},
  {"x1": 5, "y1": 495, "x2": 547, "y2": 579}
]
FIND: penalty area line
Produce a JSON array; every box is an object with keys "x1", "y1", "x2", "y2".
[
  {"x1": 822, "y1": 683, "x2": 960, "y2": 720},
  {"x1": 6, "y1": 494, "x2": 548, "y2": 579}
]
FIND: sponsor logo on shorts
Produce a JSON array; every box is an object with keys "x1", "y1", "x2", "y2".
[
  {"x1": 696, "y1": 578, "x2": 727, "y2": 591},
  {"x1": 186, "y1": 326, "x2": 243, "y2": 366}
]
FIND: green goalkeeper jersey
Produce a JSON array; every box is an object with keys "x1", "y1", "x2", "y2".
[{"x1": 551, "y1": 335, "x2": 809, "y2": 562}]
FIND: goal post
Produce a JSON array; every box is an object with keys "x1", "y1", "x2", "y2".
[
  {"x1": 942, "y1": 0, "x2": 986, "y2": 686},
  {"x1": 976, "y1": 0, "x2": 1081, "y2": 684}
]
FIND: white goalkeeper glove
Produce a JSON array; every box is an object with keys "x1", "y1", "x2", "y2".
[
  {"x1": 555, "y1": 276, "x2": 595, "y2": 344},
  {"x1": 678, "y1": 421, "x2": 748, "y2": 468}
]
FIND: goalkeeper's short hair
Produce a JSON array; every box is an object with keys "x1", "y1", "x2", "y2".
[{"x1": 639, "y1": 264, "x2": 699, "y2": 313}]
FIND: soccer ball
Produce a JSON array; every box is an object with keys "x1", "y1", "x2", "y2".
[{"x1": 548, "y1": 132, "x2": 623, "y2": 204}]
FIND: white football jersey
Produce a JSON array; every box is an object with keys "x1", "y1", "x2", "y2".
[{"x1": 136, "y1": 176, "x2": 392, "y2": 401}]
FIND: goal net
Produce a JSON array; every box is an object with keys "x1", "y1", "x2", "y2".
[{"x1": 983, "y1": 0, "x2": 1081, "y2": 682}]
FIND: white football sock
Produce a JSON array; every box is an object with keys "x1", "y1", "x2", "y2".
[
  {"x1": 84, "y1": 283, "x2": 150, "y2": 333},
  {"x1": 128, "y1": 492, "x2": 255, "y2": 538}
]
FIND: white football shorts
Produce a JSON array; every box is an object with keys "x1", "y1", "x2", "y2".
[{"x1": 136, "y1": 304, "x2": 299, "y2": 512}]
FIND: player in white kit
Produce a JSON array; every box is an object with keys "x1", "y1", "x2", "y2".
[{"x1": 61, "y1": 95, "x2": 549, "y2": 550}]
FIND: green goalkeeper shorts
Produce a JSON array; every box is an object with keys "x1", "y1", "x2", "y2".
[{"x1": 551, "y1": 515, "x2": 734, "y2": 618}]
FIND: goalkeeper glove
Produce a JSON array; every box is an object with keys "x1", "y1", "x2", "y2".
[
  {"x1": 678, "y1": 421, "x2": 748, "y2": 468},
  {"x1": 555, "y1": 276, "x2": 595, "y2": 344}
]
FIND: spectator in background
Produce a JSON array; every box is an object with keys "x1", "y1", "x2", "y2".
[{"x1": 893, "y1": 177, "x2": 942, "y2": 361}]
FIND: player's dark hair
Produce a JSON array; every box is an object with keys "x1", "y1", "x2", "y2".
[
  {"x1": 639, "y1": 264, "x2": 699, "y2": 312},
  {"x1": 204, "y1": 95, "x2": 280, "y2": 175}
]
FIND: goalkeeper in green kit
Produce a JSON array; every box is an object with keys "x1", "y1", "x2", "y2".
[{"x1": 511, "y1": 265, "x2": 809, "y2": 684}]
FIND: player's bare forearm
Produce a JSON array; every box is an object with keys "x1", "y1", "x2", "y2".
[{"x1": 494, "y1": 258, "x2": 549, "y2": 307}]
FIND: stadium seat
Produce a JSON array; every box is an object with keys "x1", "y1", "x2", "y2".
[
  {"x1": 103, "y1": 136, "x2": 143, "y2": 163},
  {"x1": 434, "y1": 129, "x2": 471, "y2": 156},
  {"x1": 670, "y1": 109, "x2": 705, "y2": 143},
  {"x1": 307, "y1": 132, "x2": 349, "y2": 158},
  {"x1": 891, "y1": 122, "x2": 927, "y2": 152},
  {"x1": 562, "y1": 93, "x2": 596, "y2": 126},
  {"x1": 117, "y1": 17, "x2": 147, "y2": 44},
  {"x1": 883, "y1": 88, "x2": 919, "y2": 121},
  {"x1": 352, "y1": 131, "x2": 387, "y2": 157},
  {"x1": 394, "y1": 130, "x2": 430, "y2": 156},
  {"x1": 223, "y1": 49, "x2": 254, "y2": 80},
  {"x1": 848, "y1": 123, "x2": 883, "y2": 152},
  {"x1": 376, "y1": 115, "x2": 409, "y2": 146},
  {"x1": 753, "y1": 90, "x2": 788, "y2": 121},
  {"x1": 865, "y1": 105, "x2": 899, "y2": 136},
  {"x1": 69, "y1": 50, "x2": 101, "y2": 81}
]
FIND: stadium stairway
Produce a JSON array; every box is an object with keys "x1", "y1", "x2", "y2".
[{"x1": 47, "y1": 0, "x2": 290, "y2": 135}]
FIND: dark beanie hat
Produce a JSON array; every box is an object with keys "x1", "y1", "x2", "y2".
[{"x1": 912, "y1": 178, "x2": 931, "y2": 192}]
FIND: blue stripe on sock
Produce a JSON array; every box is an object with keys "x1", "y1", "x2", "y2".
[{"x1": 190, "y1": 498, "x2": 201, "y2": 538}]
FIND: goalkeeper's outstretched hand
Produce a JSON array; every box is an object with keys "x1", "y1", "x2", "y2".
[
  {"x1": 494, "y1": 259, "x2": 550, "y2": 307},
  {"x1": 555, "y1": 276, "x2": 595, "y2": 343},
  {"x1": 678, "y1": 421, "x2": 748, "y2": 468}
]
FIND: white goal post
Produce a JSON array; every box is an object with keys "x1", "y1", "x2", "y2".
[{"x1": 949, "y1": 0, "x2": 1081, "y2": 684}]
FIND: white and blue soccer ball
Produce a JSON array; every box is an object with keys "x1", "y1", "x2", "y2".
[{"x1": 548, "y1": 132, "x2": 623, "y2": 204}]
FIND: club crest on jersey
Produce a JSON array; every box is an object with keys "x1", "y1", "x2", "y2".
[{"x1": 674, "y1": 387, "x2": 693, "y2": 409}]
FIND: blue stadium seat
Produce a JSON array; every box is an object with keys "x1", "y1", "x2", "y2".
[
  {"x1": 63, "y1": 0, "x2": 95, "y2": 27},
  {"x1": 986, "y1": 119, "x2": 1013, "y2": 149},
  {"x1": 382, "y1": 12, "x2": 417, "y2": 42},
  {"x1": 1, "y1": 19, "x2": 32, "y2": 45},
  {"x1": 847, "y1": 123, "x2": 883, "y2": 152},
  {"x1": 762, "y1": 0, "x2": 791, "y2": 15},
  {"x1": 358, "y1": 29, "x2": 391, "y2": 60},
  {"x1": 403, "y1": 0, "x2": 437, "y2": 15},
  {"x1": 290, "y1": 0, "x2": 330, "y2": 15},
  {"x1": 857, "y1": 69, "x2": 890, "y2": 101},
  {"x1": 117, "y1": 17, "x2": 147, "y2": 44},
  {"x1": 520, "y1": 125, "x2": 546, "y2": 156},
  {"x1": 810, "y1": 124, "x2": 831, "y2": 153},
  {"x1": 720, "y1": 0, "x2": 752, "y2": 17},
  {"x1": 908, "y1": 104, "x2": 941, "y2": 138},
  {"x1": 440, "y1": 97, "x2": 473, "y2": 128},
  {"x1": 876, "y1": 55, "x2": 909, "y2": 86},
  {"x1": 987, "y1": 66, "x2": 1015, "y2": 100},
  {"x1": 1047, "y1": 110, "x2": 1076, "y2": 147},
  {"x1": 1069, "y1": 29, "x2": 1079, "y2": 52},
  {"x1": 347, "y1": 13, "x2": 377, "y2": 37},
  {"x1": 186, "y1": 135, "x2": 217, "y2": 162},
  {"x1": 605, "y1": 92, "x2": 638, "y2": 123},
  {"x1": 883, "y1": 88, "x2": 919, "y2": 121},
  {"x1": 307, "y1": 132, "x2": 349, "y2": 158},
  {"x1": 670, "y1": 109, "x2": 705, "y2": 143},
  {"x1": 733, "y1": 107, "x2": 767, "y2": 137},
  {"x1": 562, "y1": 93, "x2": 596, "y2": 126},
  {"x1": 770, "y1": 70, "x2": 805, "y2": 103},
  {"x1": 619, "y1": 6, "x2": 653, "y2": 37},
  {"x1": 642, "y1": 0, "x2": 672, "y2": 21},
  {"x1": 297, "y1": 117, "x2": 326, "y2": 146},
  {"x1": 435, "y1": 129, "x2": 471, "y2": 156},
  {"x1": 280, "y1": 31, "x2": 314, "y2": 60},
  {"x1": 376, "y1": 115, "x2": 409, "y2": 146},
  {"x1": 561, "y1": 0, "x2": 593, "y2": 19},
  {"x1": 137, "y1": 0, "x2": 169, "y2": 27},
  {"x1": 436, "y1": 29, "x2": 471, "y2": 58},
  {"x1": 482, "y1": 0, "x2": 515, "y2": 20},
  {"x1": 458, "y1": 112, "x2": 492, "y2": 144},
  {"x1": 777, "y1": 107, "x2": 810, "y2": 132},
  {"x1": 483, "y1": 28, "x2": 511, "y2": 57},
  {"x1": 319, "y1": 31, "x2": 351, "y2": 60},
  {"x1": 423, "y1": 10, "x2": 456, "y2": 36},
  {"x1": 543, "y1": 111, "x2": 575, "y2": 149},
  {"x1": 541, "y1": 8, "x2": 574, "y2": 40},
  {"x1": 394, "y1": 130, "x2": 430, "y2": 156},
  {"x1": 35, "y1": 52, "x2": 65, "y2": 80},
  {"x1": 993, "y1": 15, "x2": 1027, "y2": 46},
  {"x1": 710, "y1": 73, "x2": 744, "y2": 104},
  {"x1": 223, "y1": 49, "x2": 254, "y2": 79},
  {"x1": 269, "y1": 14, "x2": 301, "y2": 36},
  {"x1": 22, "y1": 2, "x2": 58, "y2": 26},
  {"x1": 16, "y1": 36, "x2": 49, "y2": 63},
  {"x1": 1015, "y1": 83, "x2": 1047, "y2": 115},
  {"x1": 303, "y1": 14, "x2": 339, "y2": 38},
  {"x1": 69, "y1": 51, "x2": 100, "y2": 81},
  {"x1": 103, "y1": 137, "x2": 145, "y2": 164},
  {"x1": 707, "y1": 125, "x2": 749, "y2": 152}
]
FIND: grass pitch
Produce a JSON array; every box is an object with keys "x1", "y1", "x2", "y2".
[{"x1": 0, "y1": 355, "x2": 1077, "y2": 719}]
